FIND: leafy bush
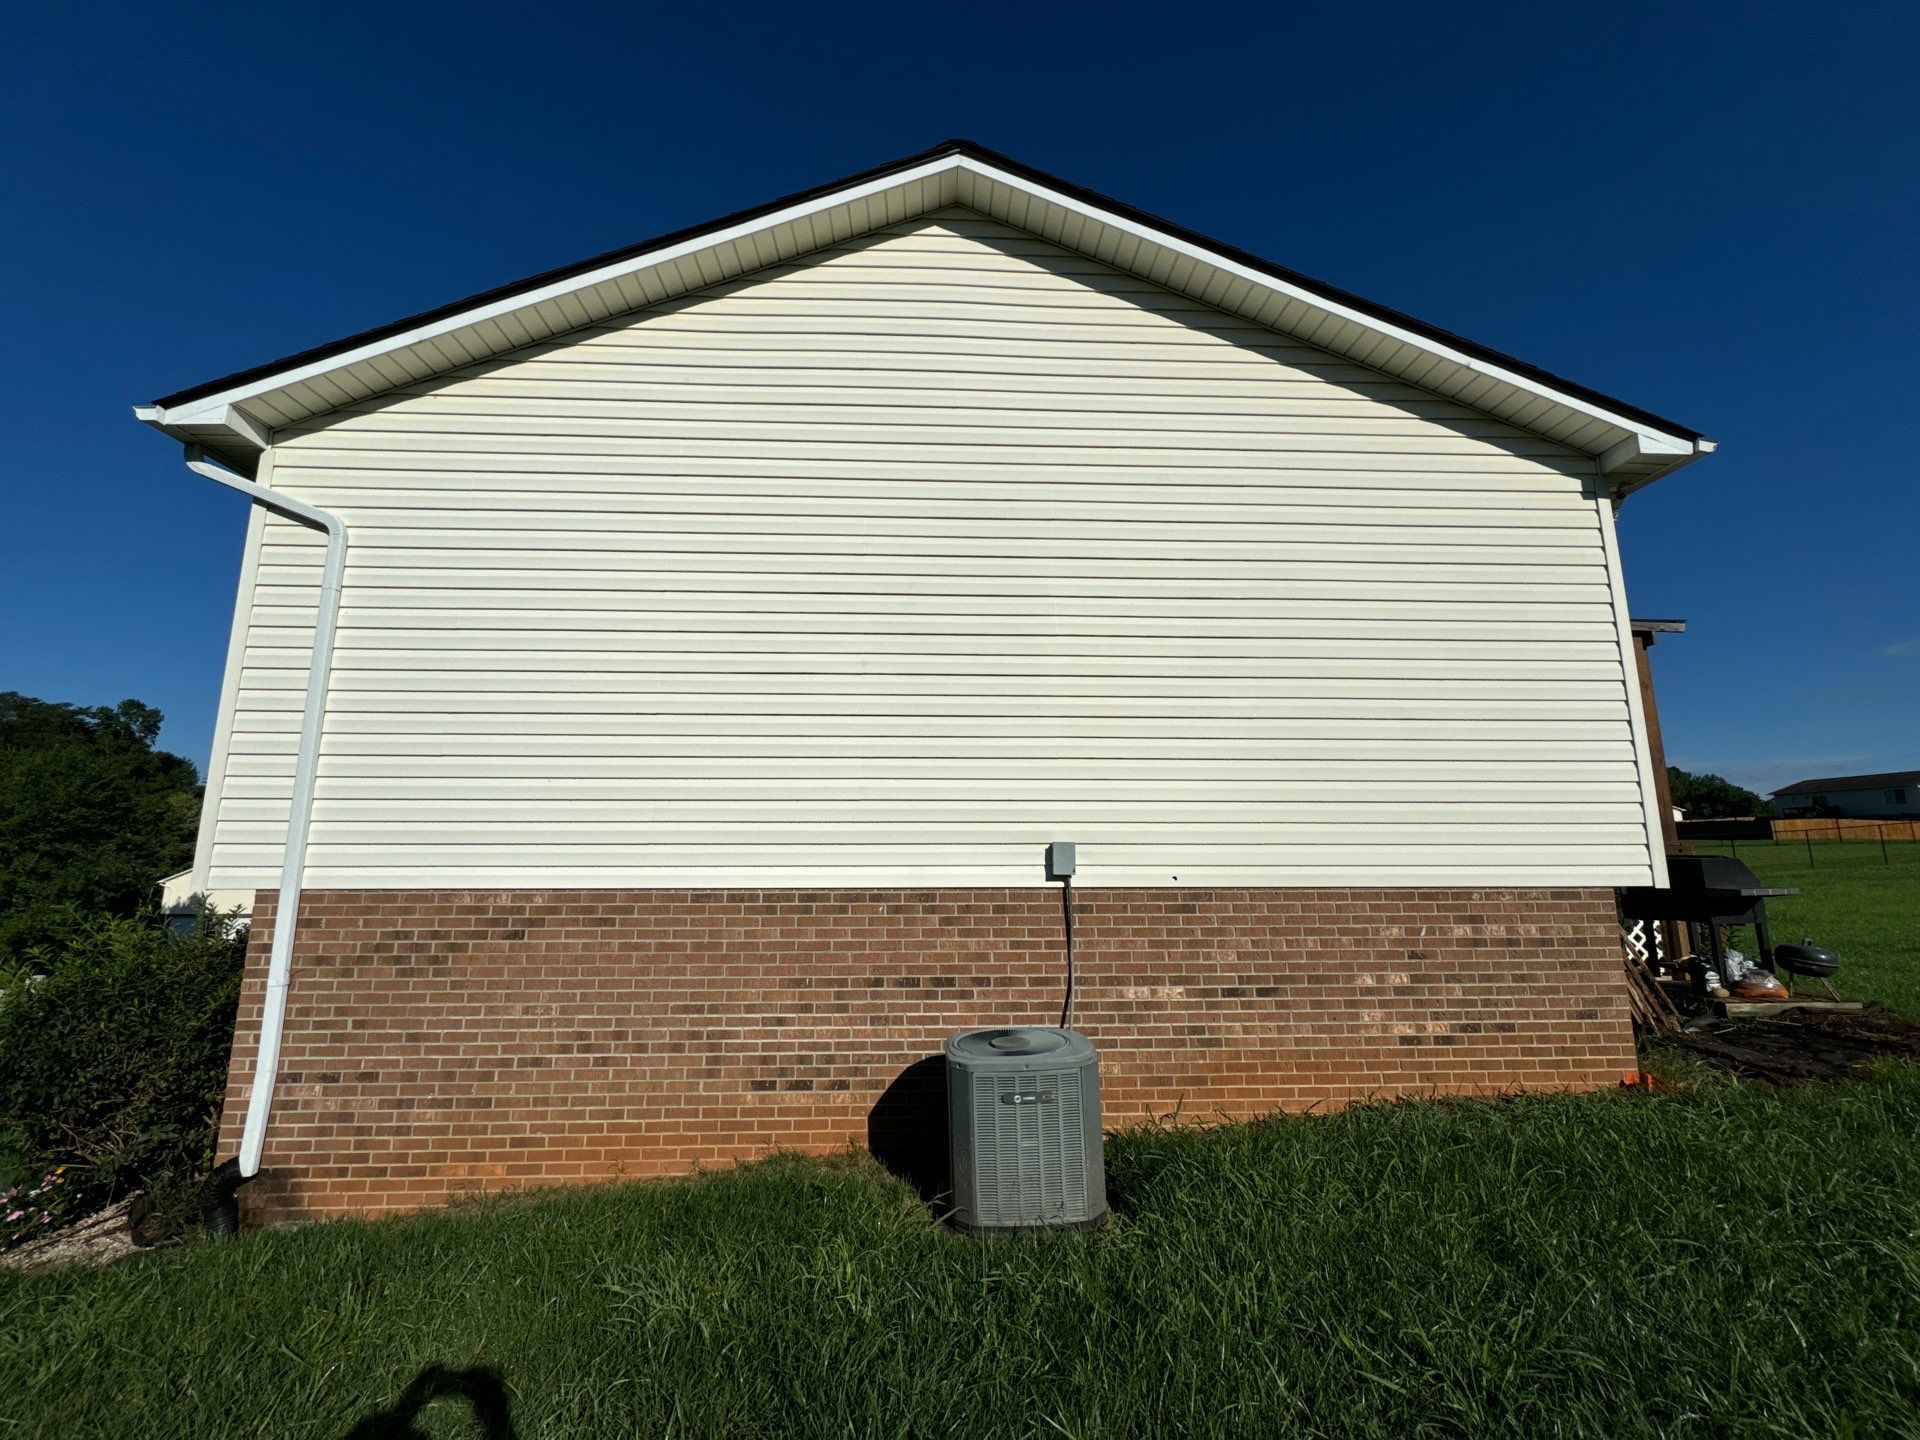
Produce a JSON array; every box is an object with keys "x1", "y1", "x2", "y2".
[{"x1": 0, "y1": 914, "x2": 244, "y2": 1239}]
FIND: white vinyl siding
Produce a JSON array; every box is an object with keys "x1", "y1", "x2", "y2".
[{"x1": 206, "y1": 210, "x2": 1657, "y2": 889}]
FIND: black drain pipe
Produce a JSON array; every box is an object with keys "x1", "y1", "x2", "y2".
[{"x1": 204, "y1": 1158, "x2": 253, "y2": 1237}]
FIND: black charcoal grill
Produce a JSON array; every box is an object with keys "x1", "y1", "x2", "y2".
[{"x1": 1619, "y1": 853, "x2": 1799, "y2": 986}]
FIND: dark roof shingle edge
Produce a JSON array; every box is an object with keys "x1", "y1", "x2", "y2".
[
  {"x1": 152, "y1": 138, "x2": 1705, "y2": 443},
  {"x1": 1772, "y1": 769, "x2": 1920, "y2": 795}
]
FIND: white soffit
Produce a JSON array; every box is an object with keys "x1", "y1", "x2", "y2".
[{"x1": 136, "y1": 143, "x2": 1712, "y2": 490}]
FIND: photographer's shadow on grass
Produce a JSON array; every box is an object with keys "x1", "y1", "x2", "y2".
[{"x1": 343, "y1": 1364, "x2": 514, "y2": 1439}]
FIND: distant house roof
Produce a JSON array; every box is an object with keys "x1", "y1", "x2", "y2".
[
  {"x1": 1772, "y1": 769, "x2": 1920, "y2": 796},
  {"x1": 136, "y1": 139, "x2": 1713, "y2": 491}
]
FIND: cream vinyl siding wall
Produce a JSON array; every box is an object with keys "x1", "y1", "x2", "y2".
[{"x1": 206, "y1": 209, "x2": 1658, "y2": 890}]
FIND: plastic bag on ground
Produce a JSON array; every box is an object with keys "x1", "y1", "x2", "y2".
[{"x1": 1728, "y1": 970, "x2": 1790, "y2": 1001}]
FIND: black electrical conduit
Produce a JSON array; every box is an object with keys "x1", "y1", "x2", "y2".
[{"x1": 1058, "y1": 875, "x2": 1076, "y2": 1030}]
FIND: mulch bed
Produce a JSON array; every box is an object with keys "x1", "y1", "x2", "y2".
[{"x1": 1664, "y1": 1006, "x2": 1920, "y2": 1085}]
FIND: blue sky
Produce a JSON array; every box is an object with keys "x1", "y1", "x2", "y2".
[{"x1": 5, "y1": 1, "x2": 1916, "y2": 798}]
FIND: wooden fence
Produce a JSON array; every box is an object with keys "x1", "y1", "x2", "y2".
[{"x1": 1770, "y1": 817, "x2": 1920, "y2": 843}]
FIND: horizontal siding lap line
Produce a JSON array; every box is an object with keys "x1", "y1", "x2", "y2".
[
  {"x1": 248, "y1": 552, "x2": 1609, "y2": 575},
  {"x1": 241, "y1": 639, "x2": 1620, "y2": 664},
  {"x1": 303, "y1": 393, "x2": 1563, "y2": 426},
  {"x1": 236, "y1": 615, "x2": 1623, "y2": 643},
  {"x1": 240, "y1": 630, "x2": 1616, "y2": 657},
  {"x1": 484, "y1": 314, "x2": 1436, "y2": 344},
  {"x1": 252, "y1": 503, "x2": 1600, "y2": 536},
  {"x1": 231, "y1": 754, "x2": 1640, "y2": 774},
  {"x1": 240, "y1": 606, "x2": 1620, "y2": 633},
  {"x1": 247, "y1": 816, "x2": 1656, "y2": 836},
  {"x1": 238, "y1": 655, "x2": 1631, "y2": 675},
  {"x1": 236, "y1": 679, "x2": 1635, "y2": 702},
  {"x1": 237, "y1": 711, "x2": 1636, "y2": 732},
  {"x1": 243, "y1": 587, "x2": 1620, "y2": 614},
  {"x1": 228, "y1": 791, "x2": 1635, "y2": 814},
  {"x1": 224, "y1": 721, "x2": 1638, "y2": 744},
  {"x1": 243, "y1": 560, "x2": 1620, "y2": 587},
  {"x1": 256, "y1": 807, "x2": 1650, "y2": 827},
  {"x1": 247, "y1": 560, "x2": 1612, "y2": 583},
  {"x1": 232, "y1": 675, "x2": 1628, "y2": 695},
  {"x1": 281, "y1": 420, "x2": 1579, "y2": 456},
  {"x1": 224, "y1": 733, "x2": 1641, "y2": 757},
  {"x1": 257, "y1": 551, "x2": 1610, "y2": 576},
  {"x1": 228, "y1": 696, "x2": 1639, "y2": 720},
  {"x1": 240, "y1": 602, "x2": 1620, "y2": 629},
  {"x1": 215, "y1": 842, "x2": 1656, "y2": 858},
  {"x1": 276, "y1": 433, "x2": 1583, "y2": 460},
  {"x1": 322, "y1": 373, "x2": 1567, "y2": 410},
  {"x1": 404, "y1": 339, "x2": 1482, "y2": 370},
  {"x1": 270, "y1": 462, "x2": 1589, "y2": 491},
  {"x1": 230, "y1": 813, "x2": 1648, "y2": 832},
  {"x1": 241, "y1": 629, "x2": 1625, "y2": 651},
  {"x1": 235, "y1": 711, "x2": 1639, "y2": 731},
  {"x1": 231, "y1": 782, "x2": 1637, "y2": 803},
  {"x1": 256, "y1": 532, "x2": 1596, "y2": 559},
  {"x1": 274, "y1": 439, "x2": 1589, "y2": 468},
  {"x1": 265, "y1": 613, "x2": 1611, "y2": 641},
  {"x1": 238, "y1": 672, "x2": 1621, "y2": 694},
  {"x1": 254, "y1": 491, "x2": 1601, "y2": 520},
  {"x1": 352, "y1": 353, "x2": 1533, "y2": 382},
  {"x1": 262, "y1": 463, "x2": 1594, "y2": 491}
]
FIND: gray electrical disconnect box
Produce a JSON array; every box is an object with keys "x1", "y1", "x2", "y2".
[{"x1": 1046, "y1": 841, "x2": 1076, "y2": 880}]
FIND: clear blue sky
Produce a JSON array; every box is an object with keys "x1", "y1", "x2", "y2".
[{"x1": 6, "y1": 1, "x2": 1916, "y2": 799}]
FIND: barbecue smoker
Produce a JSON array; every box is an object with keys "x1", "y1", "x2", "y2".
[{"x1": 1619, "y1": 854, "x2": 1841, "y2": 998}]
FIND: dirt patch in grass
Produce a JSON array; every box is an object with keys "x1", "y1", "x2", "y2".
[{"x1": 1658, "y1": 1006, "x2": 1920, "y2": 1085}]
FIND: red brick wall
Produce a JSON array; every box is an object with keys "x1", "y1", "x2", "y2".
[{"x1": 219, "y1": 887, "x2": 1634, "y2": 1220}]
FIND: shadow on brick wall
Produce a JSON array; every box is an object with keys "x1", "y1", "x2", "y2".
[{"x1": 866, "y1": 1054, "x2": 949, "y2": 1211}]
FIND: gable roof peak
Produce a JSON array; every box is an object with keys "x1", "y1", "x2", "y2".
[{"x1": 137, "y1": 140, "x2": 1712, "y2": 490}]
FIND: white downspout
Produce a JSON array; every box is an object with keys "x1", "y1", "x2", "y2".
[{"x1": 185, "y1": 446, "x2": 348, "y2": 1178}]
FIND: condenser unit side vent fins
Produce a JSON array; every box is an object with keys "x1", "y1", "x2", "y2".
[{"x1": 947, "y1": 1028, "x2": 1106, "y2": 1233}]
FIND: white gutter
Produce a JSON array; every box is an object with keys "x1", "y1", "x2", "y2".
[{"x1": 184, "y1": 446, "x2": 347, "y2": 1178}]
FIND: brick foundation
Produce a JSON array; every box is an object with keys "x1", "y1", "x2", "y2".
[{"x1": 218, "y1": 887, "x2": 1634, "y2": 1220}]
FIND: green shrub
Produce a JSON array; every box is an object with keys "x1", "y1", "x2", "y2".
[{"x1": 0, "y1": 914, "x2": 244, "y2": 1238}]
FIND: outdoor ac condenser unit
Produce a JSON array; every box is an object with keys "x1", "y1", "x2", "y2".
[{"x1": 945, "y1": 1027, "x2": 1106, "y2": 1233}]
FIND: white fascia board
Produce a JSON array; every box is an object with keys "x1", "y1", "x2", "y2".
[
  {"x1": 144, "y1": 155, "x2": 968, "y2": 425},
  {"x1": 957, "y1": 158, "x2": 1706, "y2": 462},
  {"x1": 1609, "y1": 436, "x2": 1720, "y2": 500},
  {"x1": 133, "y1": 399, "x2": 270, "y2": 444},
  {"x1": 1598, "y1": 432, "x2": 1695, "y2": 474},
  {"x1": 133, "y1": 403, "x2": 263, "y2": 475}
]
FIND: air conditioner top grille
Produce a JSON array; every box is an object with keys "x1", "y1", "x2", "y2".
[{"x1": 946, "y1": 1027, "x2": 1092, "y2": 1069}]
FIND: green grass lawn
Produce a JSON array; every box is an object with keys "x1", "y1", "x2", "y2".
[
  {"x1": 1688, "y1": 839, "x2": 1920, "y2": 1014},
  {"x1": 4, "y1": 848, "x2": 1917, "y2": 1439},
  {"x1": 6, "y1": 1079, "x2": 1920, "y2": 1437}
]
